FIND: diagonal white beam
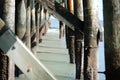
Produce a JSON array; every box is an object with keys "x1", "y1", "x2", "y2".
[{"x1": 0, "y1": 29, "x2": 57, "y2": 80}]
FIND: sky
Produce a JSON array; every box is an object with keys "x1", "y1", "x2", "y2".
[{"x1": 98, "y1": 0, "x2": 103, "y2": 20}]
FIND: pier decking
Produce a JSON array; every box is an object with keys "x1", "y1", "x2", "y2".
[{"x1": 15, "y1": 29, "x2": 75, "y2": 80}]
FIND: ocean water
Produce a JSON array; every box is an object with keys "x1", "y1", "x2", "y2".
[{"x1": 50, "y1": 16, "x2": 105, "y2": 80}]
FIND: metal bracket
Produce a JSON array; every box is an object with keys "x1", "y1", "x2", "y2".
[{"x1": 0, "y1": 29, "x2": 16, "y2": 53}]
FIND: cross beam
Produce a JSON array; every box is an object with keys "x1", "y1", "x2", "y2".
[{"x1": 40, "y1": 0, "x2": 84, "y2": 34}]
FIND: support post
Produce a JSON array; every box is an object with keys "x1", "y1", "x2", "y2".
[
  {"x1": 74, "y1": 0, "x2": 84, "y2": 79},
  {"x1": 31, "y1": 0, "x2": 37, "y2": 54},
  {"x1": 64, "y1": 0, "x2": 69, "y2": 49},
  {"x1": 39, "y1": 5, "x2": 44, "y2": 43},
  {"x1": 59, "y1": 0, "x2": 65, "y2": 39},
  {"x1": 103, "y1": 0, "x2": 120, "y2": 80},
  {"x1": 43, "y1": 8, "x2": 50, "y2": 35},
  {"x1": 26, "y1": 0, "x2": 31, "y2": 49},
  {"x1": 59, "y1": 21, "x2": 65, "y2": 39},
  {"x1": 35, "y1": 3, "x2": 40, "y2": 50},
  {"x1": 83, "y1": 0, "x2": 99, "y2": 80},
  {"x1": 67, "y1": 0, "x2": 75, "y2": 64},
  {"x1": 65, "y1": 26, "x2": 69, "y2": 48},
  {"x1": 15, "y1": 0, "x2": 26, "y2": 40}
]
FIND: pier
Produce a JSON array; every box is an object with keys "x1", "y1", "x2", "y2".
[{"x1": 0, "y1": 0, "x2": 120, "y2": 80}]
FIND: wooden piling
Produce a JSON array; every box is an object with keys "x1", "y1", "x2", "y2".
[
  {"x1": 65, "y1": 26, "x2": 69, "y2": 49},
  {"x1": 39, "y1": 5, "x2": 43, "y2": 43},
  {"x1": 67, "y1": 0, "x2": 74, "y2": 14},
  {"x1": 83, "y1": 0, "x2": 99, "y2": 80},
  {"x1": 43, "y1": 8, "x2": 50, "y2": 35},
  {"x1": 59, "y1": 0, "x2": 65, "y2": 39},
  {"x1": 35, "y1": 3, "x2": 40, "y2": 50},
  {"x1": 31, "y1": 0, "x2": 37, "y2": 54},
  {"x1": 43, "y1": 21, "x2": 50, "y2": 36},
  {"x1": 59, "y1": 21, "x2": 65, "y2": 39},
  {"x1": 38, "y1": 6, "x2": 46, "y2": 43},
  {"x1": 74, "y1": 0, "x2": 84, "y2": 79},
  {"x1": 67, "y1": 0, "x2": 75, "y2": 64},
  {"x1": 64, "y1": 0, "x2": 69, "y2": 49},
  {"x1": 38, "y1": 6, "x2": 50, "y2": 43},
  {"x1": 15, "y1": 0, "x2": 26, "y2": 40},
  {"x1": 25, "y1": 0, "x2": 31, "y2": 49},
  {"x1": 0, "y1": 0, "x2": 15, "y2": 80},
  {"x1": 103, "y1": 0, "x2": 120, "y2": 80}
]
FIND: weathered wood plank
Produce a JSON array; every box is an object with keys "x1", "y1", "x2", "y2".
[
  {"x1": 40, "y1": 0, "x2": 84, "y2": 34},
  {"x1": 0, "y1": 29, "x2": 57, "y2": 80}
]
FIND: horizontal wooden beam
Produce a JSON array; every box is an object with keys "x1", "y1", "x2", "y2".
[
  {"x1": 0, "y1": 29, "x2": 57, "y2": 80},
  {"x1": 40, "y1": 0, "x2": 84, "y2": 34}
]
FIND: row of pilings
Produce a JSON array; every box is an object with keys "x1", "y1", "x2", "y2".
[
  {"x1": 59, "y1": 0, "x2": 99, "y2": 80},
  {"x1": 0, "y1": 0, "x2": 50, "y2": 80},
  {"x1": 0, "y1": 0, "x2": 120, "y2": 80},
  {"x1": 58, "y1": 0, "x2": 120, "y2": 80}
]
